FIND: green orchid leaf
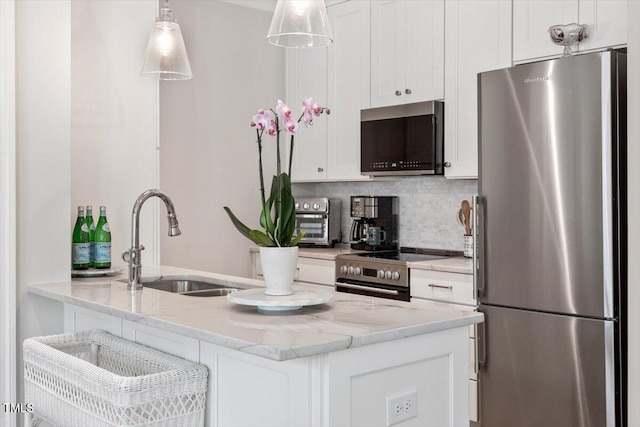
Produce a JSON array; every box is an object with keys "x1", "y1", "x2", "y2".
[
  {"x1": 223, "y1": 207, "x2": 251, "y2": 240},
  {"x1": 289, "y1": 231, "x2": 306, "y2": 247},
  {"x1": 249, "y1": 229, "x2": 275, "y2": 247}
]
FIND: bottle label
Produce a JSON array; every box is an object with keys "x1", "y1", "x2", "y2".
[
  {"x1": 90, "y1": 223, "x2": 96, "y2": 232},
  {"x1": 102, "y1": 223, "x2": 110, "y2": 233},
  {"x1": 95, "y1": 242, "x2": 111, "y2": 263},
  {"x1": 89, "y1": 241, "x2": 96, "y2": 262},
  {"x1": 72, "y1": 243, "x2": 90, "y2": 264},
  {"x1": 81, "y1": 223, "x2": 89, "y2": 232}
]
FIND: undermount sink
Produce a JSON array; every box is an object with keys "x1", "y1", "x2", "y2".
[{"x1": 142, "y1": 279, "x2": 240, "y2": 297}]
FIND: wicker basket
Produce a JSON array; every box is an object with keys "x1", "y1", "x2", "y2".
[{"x1": 23, "y1": 330, "x2": 208, "y2": 427}]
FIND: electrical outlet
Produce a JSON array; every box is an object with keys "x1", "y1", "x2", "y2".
[{"x1": 386, "y1": 388, "x2": 418, "y2": 426}]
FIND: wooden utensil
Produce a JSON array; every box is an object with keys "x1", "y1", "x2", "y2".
[{"x1": 461, "y1": 200, "x2": 472, "y2": 235}]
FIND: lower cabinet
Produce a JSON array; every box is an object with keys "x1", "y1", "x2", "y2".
[
  {"x1": 63, "y1": 303, "x2": 470, "y2": 426},
  {"x1": 410, "y1": 268, "x2": 478, "y2": 422},
  {"x1": 252, "y1": 252, "x2": 335, "y2": 287}
]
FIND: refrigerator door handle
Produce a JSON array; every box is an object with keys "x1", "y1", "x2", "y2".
[
  {"x1": 477, "y1": 316, "x2": 487, "y2": 370},
  {"x1": 473, "y1": 195, "x2": 484, "y2": 296}
]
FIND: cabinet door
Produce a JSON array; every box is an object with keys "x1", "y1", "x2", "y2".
[
  {"x1": 371, "y1": 0, "x2": 406, "y2": 107},
  {"x1": 64, "y1": 304, "x2": 122, "y2": 336},
  {"x1": 578, "y1": 0, "x2": 627, "y2": 53},
  {"x1": 513, "y1": 0, "x2": 579, "y2": 63},
  {"x1": 285, "y1": 48, "x2": 328, "y2": 182},
  {"x1": 122, "y1": 319, "x2": 199, "y2": 362},
  {"x1": 444, "y1": 0, "x2": 512, "y2": 179},
  {"x1": 327, "y1": 0, "x2": 372, "y2": 181},
  {"x1": 405, "y1": 0, "x2": 444, "y2": 103}
]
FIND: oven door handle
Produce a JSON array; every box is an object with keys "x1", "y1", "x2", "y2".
[{"x1": 335, "y1": 282, "x2": 400, "y2": 296}]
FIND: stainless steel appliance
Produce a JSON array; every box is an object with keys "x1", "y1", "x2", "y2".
[
  {"x1": 476, "y1": 51, "x2": 627, "y2": 426},
  {"x1": 293, "y1": 198, "x2": 341, "y2": 247},
  {"x1": 336, "y1": 249, "x2": 458, "y2": 301},
  {"x1": 349, "y1": 196, "x2": 398, "y2": 251},
  {"x1": 360, "y1": 101, "x2": 444, "y2": 176}
]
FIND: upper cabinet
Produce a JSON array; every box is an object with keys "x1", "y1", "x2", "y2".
[
  {"x1": 444, "y1": 0, "x2": 512, "y2": 179},
  {"x1": 513, "y1": 0, "x2": 627, "y2": 63},
  {"x1": 285, "y1": 48, "x2": 329, "y2": 181},
  {"x1": 326, "y1": 0, "x2": 371, "y2": 181},
  {"x1": 370, "y1": 0, "x2": 444, "y2": 108},
  {"x1": 286, "y1": 0, "x2": 371, "y2": 183}
]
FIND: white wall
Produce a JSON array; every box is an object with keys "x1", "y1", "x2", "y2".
[
  {"x1": 71, "y1": 0, "x2": 159, "y2": 267},
  {"x1": 627, "y1": 1, "x2": 639, "y2": 423},
  {"x1": 160, "y1": 1, "x2": 284, "y2": 277},
  {"x1": 15, "y1": 0, "x2": 71, "y2": 419}
]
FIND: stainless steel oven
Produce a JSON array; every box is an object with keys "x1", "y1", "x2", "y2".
[
  {"x1": 294, "y1": 198, "x2": 341, "y2": 247},
  {"x1": 335, "y1": 249, "x2": 457, "y2": 301}
]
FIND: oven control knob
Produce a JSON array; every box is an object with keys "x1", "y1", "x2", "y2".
[
  {"x1": 392, "y1": 271, "x2": 400, "y2": 281},
  {"x1": 377, "y1": 270, "x2": 385, "y2": 279},
  {"x1": 313, "y1": 202, "x2": 320, "y2": 210},
  {"x1": 340, "y1": 265, "x2": 348, "y2": 274},
  {"x1": 354, "y1": 267, "x2": 362, "y2": 275},
  {"x1": 303, "y1": 202, "x2": 310, "y2": 210},
  {"x1": 348, "y1": 266, "x2": 355, "y2": 275},
  {"x1": 385, "y1": 270, "x2": 392, "y2": 280},
  {"x1": 294, "y1": 202, "x2": 299, "y2": 210}
]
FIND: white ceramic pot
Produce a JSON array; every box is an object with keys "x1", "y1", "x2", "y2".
[{"x1": 259, "y1": 246, "x2": 299, "y2": 296}]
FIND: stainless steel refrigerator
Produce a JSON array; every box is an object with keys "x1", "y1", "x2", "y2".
[{"x1": 476, "y1": 50, "x2": 627, "y2": 426}]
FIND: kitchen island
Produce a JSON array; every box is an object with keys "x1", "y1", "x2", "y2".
[{"x1": 28, "y1": 266, "x2": 482, "y2": 427}]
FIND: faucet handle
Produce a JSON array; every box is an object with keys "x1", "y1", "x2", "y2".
[{"x1": 122, "y1": 245, "x2": 146, "y2": 263}]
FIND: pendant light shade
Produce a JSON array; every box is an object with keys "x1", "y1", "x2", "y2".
[
  {"x1": 141, "y1": 1, "x2": 192, "y2": 80},
  {"x1": 267, "y1": 0, "x2": 333, "y2": 48}
]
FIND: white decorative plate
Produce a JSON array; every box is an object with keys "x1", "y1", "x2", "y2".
[
  {"x1": 227, "y1": 288, "x2": 331, "y2": 313},
  {"x1": 71, "y1": 267, "x2": 125, "y2": 277}
]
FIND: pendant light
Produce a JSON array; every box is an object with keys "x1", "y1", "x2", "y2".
[
  {"x1": 267, "y1": 0, "x2": 333, "y2": 48},
  {"x1": 141, "y1": 0, "x2": 192, "y2": 80}
]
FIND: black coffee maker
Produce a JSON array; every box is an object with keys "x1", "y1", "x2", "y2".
[{"x1": 349, "y1": 196, "x2": 398, "y2": 250}]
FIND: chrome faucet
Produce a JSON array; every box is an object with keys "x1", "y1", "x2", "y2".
[{"x1": 122, "y1": 189, "x2": 181, "y2": 290}]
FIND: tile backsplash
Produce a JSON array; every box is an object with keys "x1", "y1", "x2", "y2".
[{"x1": 293, "y1": 177, "x2": 478, "y2": 251}]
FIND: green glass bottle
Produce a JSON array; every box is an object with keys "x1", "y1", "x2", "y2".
[
  {"x1": 94, "y1": 206, "x2": 111, "y2": 268},
  {"x1": 72, "y1": 206, "x2": 90, "y2": 270},
  {"x1": 85, "y1": 205, "x2": 96, "y2": 267}
]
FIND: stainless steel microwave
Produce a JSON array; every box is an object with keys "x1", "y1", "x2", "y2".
[{"x1": 360, "y1": 101, "x2": 444, "y2": 176}]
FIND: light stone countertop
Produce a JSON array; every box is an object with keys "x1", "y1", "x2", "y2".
[
  {"x1": 249, "y1": 245, "x2": 364, "y2": 261},
  {"x1": 28, "y1": 265, "x2": 482, "y2": 361},
  {"x1": 409, "y1": 256, "x2": 473, "y2": 275}
]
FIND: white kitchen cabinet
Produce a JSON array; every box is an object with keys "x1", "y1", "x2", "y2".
[
  {"x1": 252, "y1": 251, "x2": 335, "y2": 286},
  {"x1": 513, "y1": 0, "x2": 627, "y2": 64},
  {"x1": 285, "y1": 48, "x2": 328, "y2": 181},
  {"x1": 410, "y1": 268, "x2": 475, "y2": 306},
  {"x1": 444, "y1": 0, "x2": 512, "y2": 179},
  {"x1": 410, "y1": 267, "x2": 478, "y2": 422},
  {"x1": 370, "y1": 0, "x2": 444, "y2": 107},
  {"x1": 64, "y1": 304, "x2": 122, "y2": 336},
  {"x1": 326, "y1": 0, "x2": 372, "y2": 181},
  {"x1": 122, "y1": 319, "x2": 199, "y2": 362},
  {"x1": 286, "y1": 1, "x2": 371, "y2": 183}
]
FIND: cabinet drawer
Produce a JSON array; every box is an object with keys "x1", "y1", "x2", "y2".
[
  {"x1": 254, "y1": 253, "x2": 335, "y2": 286},
  {"x1": 410, "y1": 269, "x2": 475, "y2": 306},
  {"x1": 297, "y1": 257, "x2": 335, "y2": 286}
]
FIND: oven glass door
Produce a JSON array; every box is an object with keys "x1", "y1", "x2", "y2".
[{"x1": 294, "y1": 214, "x2": 328, "y2": 243}]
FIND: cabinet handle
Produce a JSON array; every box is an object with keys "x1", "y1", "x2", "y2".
[
  {"x1": 395, "y1": 90, "x2": 402, "y2": 96},
  {"x1": 428, "y1": 283, "x2": 453, "y2": 290},
  {"x1": 405, "y1": 88, "x2": 412, "y2": 95},
  {"x1": 317, "y1": 167, "x2": 324, "y2": 172},
  {"x1": 444, "y1": 162, "x2": 452, "y2": 168}
]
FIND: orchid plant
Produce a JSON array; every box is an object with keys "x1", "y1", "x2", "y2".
[{"x1": 224, "y1": 98, "x2": 329, "y2": 247}]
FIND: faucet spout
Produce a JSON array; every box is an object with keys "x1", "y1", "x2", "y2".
[{"x1": 123, "y1": 189, "x2": 181, "y2": 290}]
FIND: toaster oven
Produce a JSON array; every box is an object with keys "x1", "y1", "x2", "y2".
[{"x1": 293, "y1": 198, "x2": 342, "y2": 247}]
